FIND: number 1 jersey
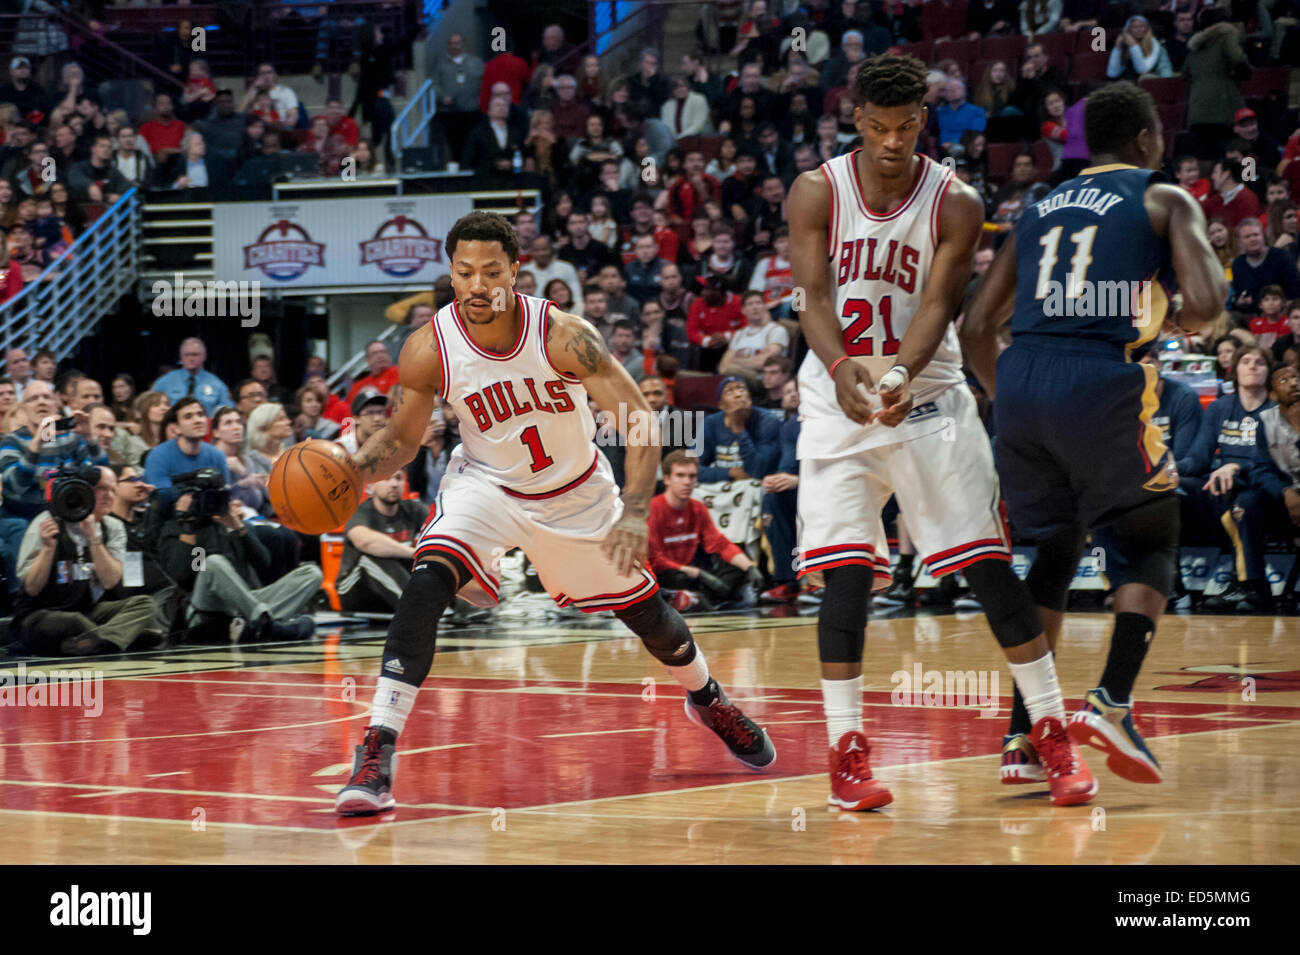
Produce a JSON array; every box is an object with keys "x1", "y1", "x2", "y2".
[
  {"x1": 798, "y1": 151, "x2": 965, "y2": 460},
  {"x1": 431, "y1": 292, "x2": 599, "y2": 495}
]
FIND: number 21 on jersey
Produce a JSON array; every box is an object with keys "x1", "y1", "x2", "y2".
[{"x1": 841, "y1": 296, "x2": 899, "y2": 356}]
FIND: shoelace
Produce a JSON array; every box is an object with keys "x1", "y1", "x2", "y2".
[
  {"x1": 839, "y1": 746, "x2": 873, "y2": 781},
  {"x1": 1035, "y1": 723, "x2": 1078, "y2": 777},
  {"x1": 353, "y1": 754, "x2": 387, "y2": 789},
  {"x1": 352, "y1": 732, "x2": 388, "y2": 788},
  {"x1": 709, "y1": 703, "x2": 758, "y2": 747}
]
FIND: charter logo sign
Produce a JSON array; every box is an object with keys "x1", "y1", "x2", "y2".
[
  {"x1": 213, "y1": 194, "x2": 474, "y2": 289},
  {"x1": 243, "y1": 218, "x2": 326, "y2": 281},
  {"x1": 360, "y1": 214, "x2": 444, "y2": 277}
]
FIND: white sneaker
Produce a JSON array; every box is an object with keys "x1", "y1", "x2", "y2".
[{"x1": 228, "y1": 616, "x2": 247, "y2": 644}]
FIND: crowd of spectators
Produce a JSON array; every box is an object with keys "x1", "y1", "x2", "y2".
[
  {"x1": 0, "y1": 45, "x2": 396, "y2": 235},
  {"x1": 1, "y1": 3, "x2": 1298, "y2": 655},
  {"x1": 428, "y1": 2, "x2": 1300, "y2": 614}
]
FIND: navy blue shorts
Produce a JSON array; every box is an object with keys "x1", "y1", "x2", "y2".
[{"x1": 993, "y1": 341, "x2": 1178, "y2": 540}]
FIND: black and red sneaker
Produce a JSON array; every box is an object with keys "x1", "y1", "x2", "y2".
[
  {"x1": 335, "y1": 727, "x2": 397, "y2": 816},
  {"x1": 760, "y1": 582, "x2": 801, "y2": 603},
  {"x1": 683, "y1": 682, "x2": 776, "y2": 771}
]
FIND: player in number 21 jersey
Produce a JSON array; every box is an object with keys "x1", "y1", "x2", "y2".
[
  {"x1": 788, "y1": 54, "x2": 1096, "y2": 812},
  {"x1": 797, "y1": 147, "x2": 964, "y2": 460}
]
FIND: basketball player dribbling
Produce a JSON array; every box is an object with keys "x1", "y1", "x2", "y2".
[
  {"x1": 787, "y1": 54, "x2": 1094, "y2": 809},
  {"x1": 963, "y1": 81, "x2": 1227, "y2": 785},
  {"x1": 334, "y1": 212, "x2": 775, "y2": 815}
]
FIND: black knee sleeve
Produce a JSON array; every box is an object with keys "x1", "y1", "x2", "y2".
[
  {"x1": 1026, "y1": 523, "x2": 1086, "y2": 612},
  {"x1": 963, "y1": 558, "x2": 1042, "y2": 649},
  {"x1": 381, "y1": 560, "x2": 461, "y2": 687},
  {"x1": 818, "y1": 565, "x2": 873, "y2": 664},
  {"x1": 616, "y1": 594, "x2": 696, "y2": 666},
  {"x1": 1097, "y1": 496, "x2": 1179, "y2": 594}
]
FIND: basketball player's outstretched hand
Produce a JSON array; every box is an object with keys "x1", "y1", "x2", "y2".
[
  {"x1": 832, "y1": 360, "x2": 877, "y2": 426},
  {"x1": 602, "y1": 512, "x2": 648, "y2": 578}
]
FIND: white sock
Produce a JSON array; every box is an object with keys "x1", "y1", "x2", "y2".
[
  {"x1": 369, "y1": 676, "x2": 419, "y2": 737},
  {"x1": 821, "y1": 676, "x2": 863, "y2": 748},
  {"x1": 667, "y1": 647, "x2": 710, "y2": 693},
  {"x1": 1008, "y1": 655, "x2": 1066, "y2": 726}
]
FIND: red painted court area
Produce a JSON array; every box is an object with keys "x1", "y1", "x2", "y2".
[{"x1": 3, "y1": 670, "x2": 1297, "y2": 830}]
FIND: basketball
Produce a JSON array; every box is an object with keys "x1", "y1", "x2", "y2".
[{"x1": 268, "y1": 439, "x2": 363, "y2": 535}]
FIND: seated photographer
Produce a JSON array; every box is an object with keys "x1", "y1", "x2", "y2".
[
  {"x1": 144, "y1": 396, "x2": 298, "y2": 582},
  {"x1": 157, "y1": 466, "x2": 321, "y2": 642},
  {"x1": 648, "y1": 450, "x2": 763, "y2": 612},
  {"x1": 337, "y1": 471, "x2": 425, "y2": 613},
  {"x1": 104, "y1": 463, "x2": 168, "y2": 597},
  {"x1": 0, "y1": 381, "x2": 107, "y2": 591},
  {"x1": 13, "y1": 465, "x2": 164, "y2": 656}
]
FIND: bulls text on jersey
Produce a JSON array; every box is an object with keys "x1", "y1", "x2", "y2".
[
  {"x1": 835, "y1": 238, "x2": 921, "y2": 293},
  {"x1": 461, "y1": 377, "x2": 578, "y2": 433}
]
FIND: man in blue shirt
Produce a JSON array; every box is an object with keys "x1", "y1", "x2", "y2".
[
  {"x1": 142, "y1": 394, "x2": 302, "y2": 584},
  {"x1": 143, "y1": 396, "x2": 230, "y2": 496},
  {"x1": 695, "y1": 377, "x2": 781, "y2": 482},
  {"x1": 151, "y1": 337, "x2": 232, "y2": 417},
  {"x1": 936, "y1": 78, "x2": 986, "y2": 151}
]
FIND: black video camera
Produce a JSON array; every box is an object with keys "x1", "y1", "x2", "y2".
[
  {"x1": 173, "y1": 468, "x2": 231, "y2": 518},
  {"x1": 46, "y1": 463, "x2": 102, "y2": 523}
]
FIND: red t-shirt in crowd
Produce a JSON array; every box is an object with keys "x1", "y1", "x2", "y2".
[
  {"x1": 668, "y1": 173, "x2": 721, "y2": 221},
  {"x1": 0, "y1": 261, "x2": 23, "y2": 303},
  {"x1": 322, "y1": 392, "x2": 351, "y2": 424},
  {"x1": 648, "y1": 494, "x2": 742, "y2": 574},
  {"x1": 620, "y1": 227, "x2": 680, "y2": 265},
  {"x1": 1182, "y1": 178, "x2": 1210, "y2": 203},
  {"x1": 686, "y1": 292, "x2": 745, "y2": 346},
  {"x1": 320, "y1": 113, "x2": 361, "y2": 147},
  {"x1": 1249, "y1": 314, "x2": 1288, "y2": 339},
  {"x1": 479, "y1": 53, "x2": 532, "y2": 112},
  {"x1": 345, "y1": 365, "x2": 400, "y2": 407},
  {"x1": 139, "y1": 117, "x2": 186, "y2": 154}
]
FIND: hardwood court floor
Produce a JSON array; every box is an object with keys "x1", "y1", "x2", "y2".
[{"x1": 1, "y1": 607, "x2": 1297, "y2": 864}]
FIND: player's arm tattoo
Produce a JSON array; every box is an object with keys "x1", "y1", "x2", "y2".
[
  {"x1": 562, "y1": 323, "x2": 608, "y2": 375},
  {"x1": 353, "y1": 436, "x2": 399, "y2": 478}
]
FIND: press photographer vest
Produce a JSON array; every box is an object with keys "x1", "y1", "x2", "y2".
[{"x1": 13, "y1": 523, "x2": 99, "y2": 623}]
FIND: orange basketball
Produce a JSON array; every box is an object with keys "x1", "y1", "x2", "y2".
[{"x1": 269, "y1": 439, "x2": 363, "y2": 534}]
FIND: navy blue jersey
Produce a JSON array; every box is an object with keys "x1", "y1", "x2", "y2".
[{"x1": 1011, "y1": 165, "x2": 1174, "y2": 357}]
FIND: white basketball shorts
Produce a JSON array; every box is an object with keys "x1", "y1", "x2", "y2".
[
  {"x1": 796, "y1": 385, "x2": 1011, "y2": 588},
  {"x1": 413, "y1": 445, "x2": 658, "y2": 611}
]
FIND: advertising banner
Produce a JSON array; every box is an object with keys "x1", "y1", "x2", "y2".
[{"x1": 212, "y1": 194, "x2": 476, "y2": 288}]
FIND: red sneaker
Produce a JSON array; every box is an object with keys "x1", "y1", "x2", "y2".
[
  {"x1": 1000, "y1": 733, "x2": 1046, "y2": 784},
  {"x1": 1031, "y1": 716, "x2": 1098, "y2": 806},
  {"x1": 760, "y1": 582, "x2": 800, "y2": 603},
  {"x1": 670, "y1": 590, "x2": 700, "y2": 613},
  {"x1": 828, "y1": 731, "x2": 892, "y2": 811}
]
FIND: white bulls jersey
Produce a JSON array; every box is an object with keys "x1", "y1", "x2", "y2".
[
  {"x1": 798, "y1": 151, "x2": 966, "y2": 460},
  {"x1": 430, "y1": 292, "x2": 599, "y2": 495}
]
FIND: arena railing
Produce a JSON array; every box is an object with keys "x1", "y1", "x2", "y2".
[
  {"x1": 391, "y1": 78, "x2": 437, "y2": 172},
  {"x1": 0, "y1": 188, "x2": 141, "y2": 371}
]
